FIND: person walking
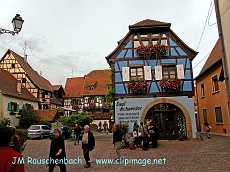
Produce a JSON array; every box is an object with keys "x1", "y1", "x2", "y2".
[
  {"x1": 48, "y1": 128, "x2": 66, "y2": 172},
  {"x1": 73, "y1": 124, "x2": 81, "y2": 145},
  {"x1": 82, "y1": 125, "x2": 95, "y2": 168},
  {"x1": 148, "y1": 122, "x2": 159, "y2": 148},
  {"x1": 0, "y1": 127, "x2": 25, "y2": 172},
  {"x1": 133, "y1": 122, "x2": 139, "y2": 147},
  {"x1": 204, "y1": 122, "x2": 212, "y2": 139},
  {"x1": 141, "y1": 121, "x2": 150, "y2": 151},
  {"x1": 113, "y1": 124, "x2": 122, "y2": 160}
]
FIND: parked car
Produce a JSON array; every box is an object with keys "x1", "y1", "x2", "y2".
[
  {"x1": 27, "y1": 125, "x2": 51, "y2": 139},
  {"x1": 49, "y1": 126, "x2": 71, "y2": 140}
]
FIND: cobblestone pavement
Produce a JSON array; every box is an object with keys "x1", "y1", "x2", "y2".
[{"x1": 22, "y1": 133, "x2": 230, "y2": 172}]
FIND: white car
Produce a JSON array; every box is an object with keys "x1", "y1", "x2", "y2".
[{"x1": 28, "y1": 125, "x2": 51, "y2": 139}]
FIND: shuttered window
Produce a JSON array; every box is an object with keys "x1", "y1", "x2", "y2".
[{"x1": 215, "y1": 106, "x2": 223, "y2": 123}]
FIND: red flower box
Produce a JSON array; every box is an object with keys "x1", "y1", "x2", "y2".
[
  {"x1": 136, "y1": 44, "x2": 168, "y2": 57},
  {"x1": 127, "y1": 80, "x2": 148, "y2": 94},
  {"x1": 160, "y1": 78, "x2": 181, "y2": 92}
]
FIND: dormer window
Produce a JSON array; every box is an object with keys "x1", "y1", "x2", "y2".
[{"x1": 88, "y1": 85, "x2": 94, "y2": 90}]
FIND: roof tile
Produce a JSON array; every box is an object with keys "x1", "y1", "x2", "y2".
[
  {"x1": 64, "y1": 77, "x2": 85, "y2": 98},
  {"x1": 0, "y1": 69, "x2": 38, "y2": 102}
]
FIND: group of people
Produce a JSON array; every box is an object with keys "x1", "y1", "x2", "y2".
[{"x1": 138, "y1": 121, "x2": 159, "y2": 150}]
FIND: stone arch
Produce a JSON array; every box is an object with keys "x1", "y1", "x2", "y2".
[{"x1": 140, "y1": 98, "x2": 193, "y2": 139}]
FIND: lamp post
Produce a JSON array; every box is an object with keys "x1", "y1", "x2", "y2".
[{"x1": 0, "y1": 14, "x2": 24, "y2": 36}]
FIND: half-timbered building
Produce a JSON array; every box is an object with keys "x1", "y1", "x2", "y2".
[
  {"x1": 106, "y1": 19, "x2": 198, "y2": 139},
  {"x1": 0, "y1": 49, "x2": 53, "y2": 110}
]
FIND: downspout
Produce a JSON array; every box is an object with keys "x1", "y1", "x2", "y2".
[
  {"x1": 214, "y1": 0, "x2": 230, "y2": 122},
  {"x1": 195, "y1": 81, "x2": 201, "y2": 132}
]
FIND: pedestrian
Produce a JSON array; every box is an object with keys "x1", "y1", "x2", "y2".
[
  {"x1": 73, "y1": 124, "x2": 81, "y2": 145},
  {"x1": 8, "y1": 126, "x2": 21, "y2": 153},
  {"x1": 113, "y1": 124, "x2": 122, "y2": 160},
  {"x1": 82, "y1": 125, "x2": 95, "y2": 168},
  {"x1": 204, "y1": 122, "x2": 212, "y2": 139},
  {"x1": 103, "y1": 121, "x2": 108, "y2": 134},
  {"x1": 141, "y1": 121, "x2": 150, "y2": 151},
  {"x1": 0, "y1": 126, "x2": 25, "y2": 172},
  {"x1": 48, "y1": 128, "x2": 66, "y2": 172},
  {"x1": 148, "y1": 122, "x2": 159, "y2": 148},
  {"x1": 133, "y1": 122, "x2": 139, "y2": 147}
]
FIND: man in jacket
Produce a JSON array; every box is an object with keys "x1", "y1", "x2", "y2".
[
  {"x1": 141, "y1": 121, "x2": 150, "y2": 150},
  {"x1": 82, "y1": 125, "x2": 95, "y2": 168},
  {"x1": 113, "y1": 124, "x2": 122, "y2": 160},
  {"x1": 73, "y1": 124, "x2": 81, "y2": 145}
]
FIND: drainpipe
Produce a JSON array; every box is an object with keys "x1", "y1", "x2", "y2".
[
  {"x1": 195, "y1": 82, "x2": 201, "y2": 132},
  {"x1": 214, "y1": 0, "x2": 230, "y2": 123}
]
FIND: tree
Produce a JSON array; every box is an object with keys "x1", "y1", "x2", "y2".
[
  {"x1": 19, "y1": 106, "x2": 36, "y2": 129},
  {"x1": 59, "y1": 112, "x2": 93, "y2": 128}
]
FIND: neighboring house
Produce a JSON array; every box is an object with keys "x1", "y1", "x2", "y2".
[
  {"x1": 0, "y1": 49, "x2": 53, "y2": 109},
  {"x1": 35, "y1": 109, "x2": 59, "y2": 122},
  {"x1": 64, "y1": 77, "x2": 85, "y2": 116},
  {"x1": 41, "y1": 76, "x2": 64, "y2": 109},
  {"x1": 82, "y1": 70, "x2": 111, "y2": 126},
  {"x1": 106, "y1": 19, "x2": 198, "y2": 139},
  {"x1": 195, "y1": 39, "x2": 230, "y2": 134},
  {"x1": 63, "y1": 70, "x2": 111, "y2": 125},
  {"x1": 0, "y1": 69, "x2": 39, "y2": 126}
]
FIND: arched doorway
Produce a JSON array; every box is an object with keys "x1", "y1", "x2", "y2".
[{"x1": 145, "y1": 103, "x2": 186, "y2": 140}]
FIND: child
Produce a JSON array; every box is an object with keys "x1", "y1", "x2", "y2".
[{"x1": 204, "y1": 122, "x2": 212, "y2": 139}]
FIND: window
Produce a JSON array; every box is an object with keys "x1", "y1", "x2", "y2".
[
  {"x1": 42, "y1": 92, "x2": 45, "y2": 98},
  {"x1": 7, "y1": 102, "x2": 19, "y2": 112},
  {"x1": 88, "y1": 86, "x2": 94, "y2": 90},
  {"x1": 212, "y1": 75, "x2": 219, "y2": 93},
  {"x1": 22, "y1": 78, "x2": 26, "y2": 83},
  {"x1": 162, "y1": 65, "x2": 176, "y2": 79},
  {"x1": 130, "y1": 67, "x2": 143, "y2": 80},
  {"x1": 11, "y1": 64, "x2": 15, "y2": 68},
  {"x1": 201, "y1": 83, "x2": 205, "y2": 98},
  {"x1": 202, "y1": 109, "x2": 208, "y2": 123},
  {"x1": 71, "y1": 99, "x2": 76, "y2": 106},
  {"x1": 215, "y1": 106, "x2": 223, "y2": 123}
]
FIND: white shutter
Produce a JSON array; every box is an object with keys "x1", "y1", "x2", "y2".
[
  {"x1": 144, "y1": 66, "x2": 152, "y2": 80},
  {"x1": 155, "y1": 66, "x2": 162, "y2": 80},
  {"x1": 177, "y1": 64, "x2": 185, "y2": 79},
  {"x1": 122, "y1": 67, "x2": 130, "y2": 81}
]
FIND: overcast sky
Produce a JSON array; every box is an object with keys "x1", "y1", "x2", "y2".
[{"x1": 0, "y1": 0, "x2": 219, "y2": 86}]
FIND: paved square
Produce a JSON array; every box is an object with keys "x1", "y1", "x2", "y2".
[{"x1": 22, "y1": 133, "x2": 230, "y2": 172}]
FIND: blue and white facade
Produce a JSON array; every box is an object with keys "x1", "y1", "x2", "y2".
[{"x1": 106, "y1": 19, "x2": 198, "y2": 139}]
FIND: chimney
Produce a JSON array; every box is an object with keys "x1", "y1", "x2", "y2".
[
  {"x1": 24, "y1": 54, "x2": 27, "y2": 63},
  {"x1": 17, "y1": 80, "x2": 22, "y2": 94}
]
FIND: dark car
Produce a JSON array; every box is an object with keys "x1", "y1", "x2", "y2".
[{"x1": 49, "y1": 126, "x2": 71, "y2": 140}]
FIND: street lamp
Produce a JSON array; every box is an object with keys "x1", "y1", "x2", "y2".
[{"x1": 0, "y1": 14, "x2": 24, "y2": 36}]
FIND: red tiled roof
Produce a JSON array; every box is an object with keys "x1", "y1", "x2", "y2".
[
  {"x1": 196, "y1": 39, "x2": 222, "y2": 79},
  {"x1": 83, "y1": 69, "x2": 111, "y2": 96},
  {"x1": 0, "y1": 50, "x2": 52, "y2": 92},
  {"x1": 50, "y1": 85, "x2": 62, "y2": 91},
  {"x1": 129, "y1": 19, "x2": 171, "y2": 29},
  {"x1": 35, "y1": 110, "x2": 58, "y2": 122},
  {"x1": 0, "y1": 69, "x2": 38, "y2": 102},
  {"x1": 64, "y1": 77, "x2": 85, "y2": 98}
]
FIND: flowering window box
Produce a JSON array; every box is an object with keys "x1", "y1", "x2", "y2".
[
  {"x1": 127, "y1": 80, "x2": 148, "y2": 94},
  {"x1": 89, "y1": 103, "x2": 95, "y2": 109},
  {"x1": 136, "y1": 44, "x2": 168, "y2": 59},
  {"x1": 160, "y1": 78, "x2": 181, "y2": 92}
]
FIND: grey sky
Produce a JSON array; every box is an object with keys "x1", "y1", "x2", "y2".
[{"x1": 0, "y1": 0, "x2": 218, "y2": 86}]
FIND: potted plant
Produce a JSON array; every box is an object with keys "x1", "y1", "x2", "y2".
[
  {"x1": 160, "y1": 78, "x2": 181, "y2": 92},
  {"x1": 127, "y1": 80, "x2": 148, "y2": 94},
  {"x1": 136, "y1": 44, "x2": 168, "y2": 59}
]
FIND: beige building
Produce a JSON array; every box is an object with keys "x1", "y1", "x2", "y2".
[{"x1": 0, "y1": 69, "x2": 39, "y2": 126}]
